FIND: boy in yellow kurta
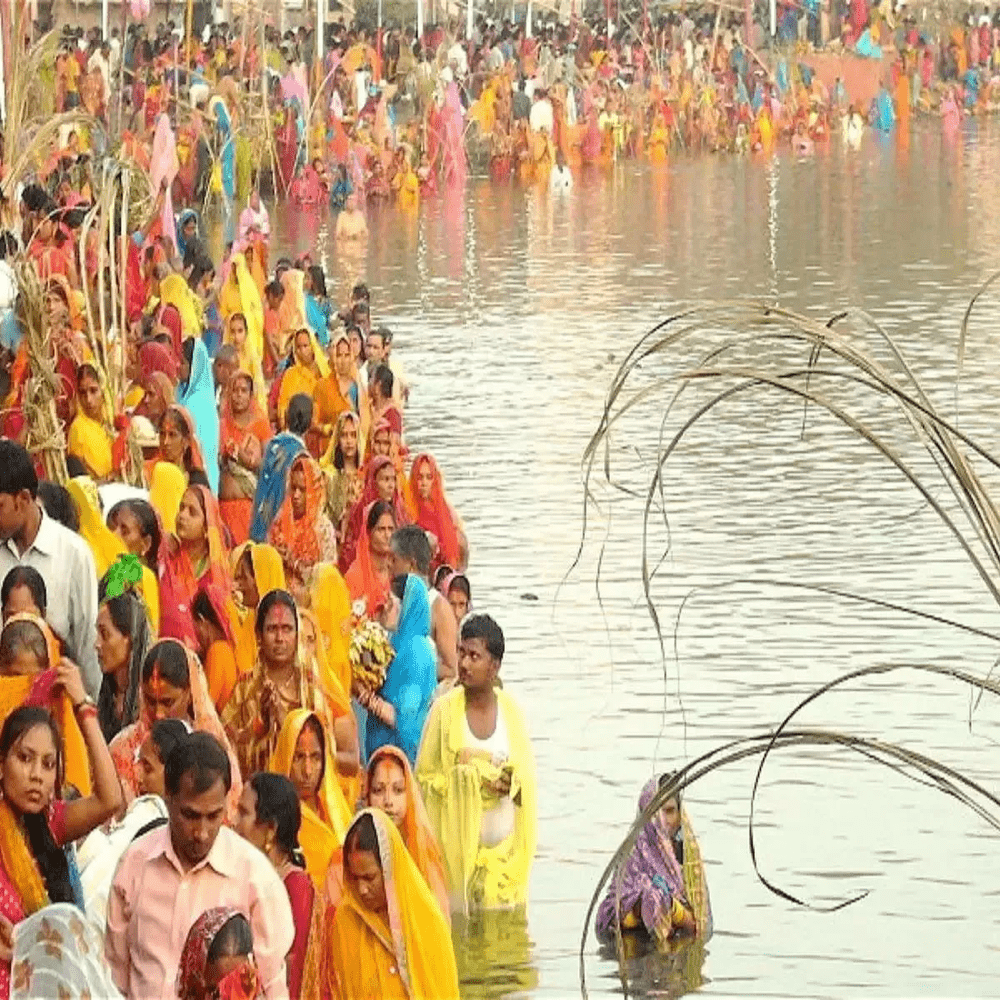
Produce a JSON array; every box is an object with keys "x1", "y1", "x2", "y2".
[{"x1": 415, "y1": 614, "x2": 537, "y2": 915}]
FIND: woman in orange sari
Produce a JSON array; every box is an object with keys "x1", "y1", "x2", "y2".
[
  {"x1": 309, "y1": 334, "x2": 358, "y2": 459},
  {"x1": 143, "y1": 405, "x2": 207, "y2": 487},
  {"x1": 326, "y1": 745, "x2": 449, "y2": 917},
  {"x1": 219, "y1": 371, "x2": 273, "y2": 547},
  {"x1": 108, "y1": 638, "x2": 242, "y2": 817},
  {"x1": 157, "y1": 484, "x2": 232, "y2": 648},
  {"x1": 269, "y1": 455, "x2": 338, "y2": 595},
  {"x1": 407, "y1": 453, "x2": 466, "y2": 572},
  {"x1": 345, "y1": 500, "x2": 396, "y2": 618}
]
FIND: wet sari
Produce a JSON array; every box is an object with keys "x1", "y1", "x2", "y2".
[
  {"x1": 326, "y1": 746, "x2": 450, "y2": 917},
  {"x1": 415, "y1": 687, "x2": 537, "y2": 915},
  {"x1": 108, "y1": 641, "x2": 242, "y2": 818},
  {"x1": 324, "y1": 809, "x2": 460, "y2": 1000},
  {"x1": 595, "y1": 776, "x2": 712, "y2": 945},
  {"x1": 157, "y1": 484, "x2": 232, "y2": 647},
  {"x1": 269, "y1": 709, "x2": 352, "y2": 889}
]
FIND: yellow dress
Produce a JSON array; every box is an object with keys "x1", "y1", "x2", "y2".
[
  {"x1": 415, "y1": 687, "x2": 537, "y2": 915},
  {"x1": 67, "y1": 413, "x2": 113, "y2": 480},
  {"x1": 326, "y1": 809, "x2": 461, "y2": 1000},
  {"x1": 269, "y1": 708, "x2": 352, "y2": 888}
]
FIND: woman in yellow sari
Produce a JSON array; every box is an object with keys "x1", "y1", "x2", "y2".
[
  {"x1": 324, "y1": 809, "x2": 460, "y2": 1000},
  {"x1": 277, "y1": 329, "x2": 325, "y2": 428},
  {"x1": 220, "y1": 253, "x2": 266, "y2": 397},
  {"x1": 415, "y1": 615, "x2": 537, "y2": 915},
  {"x1": 158, "y1": 272, "x2": 203, "y2": 339},
  {"x1": 269, "y1": 708, "x2": 352, "y2": 889},
  {"x1": 230, "y1": 542, "x2": 287, "y2": 676},
  {"x1": 148, "y1": 460, "x2": 187, "y2": 535},
  {"x1": 67, "y1": 478, "x2": 160, "y2": 634},
  {"x1": 67, "y1": 363, "x2": 114, "y2": 481}
]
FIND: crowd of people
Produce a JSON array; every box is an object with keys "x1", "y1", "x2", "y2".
[{"x1": 30, "y1": 0, "x2": 1000, "y2": 231}]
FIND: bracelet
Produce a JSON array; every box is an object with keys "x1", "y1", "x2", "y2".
[{"x1": 75, "y1": 703, "x2": 98, "y2": 723}]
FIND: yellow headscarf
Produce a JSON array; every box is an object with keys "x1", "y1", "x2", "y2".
[
  {"x1": 230, "y1": 543, "x2": 287, "y2": 677},
  {"x1": 158, "y1": 273, "x2": 203, "y2": 339},
  {"x1": 326, "y1": 808, "x2": 461, "y2": 1000},
  {"x1": 148, "y1": 461, "x2": 187, "y2": 535},
  {"x1": 269, "y1": 708, "x2": 352, "y2": 888}
]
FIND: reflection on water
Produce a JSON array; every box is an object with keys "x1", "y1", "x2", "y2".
[
  {"x1": 453, "y1": 909, "x2": 540, "y2": 1000},
  {"x1": 249, "y1": 121, "x2": 1000, "y2": 997},
  {"x1": 597, "y1": 936, "x2": 709, "y2": 1000}
]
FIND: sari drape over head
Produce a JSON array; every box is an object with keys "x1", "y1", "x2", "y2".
[
  {"x1": 344, "y1": 501, "x2": 392, "y2": 619},
  {"x1": 268, "y1": 455, "x2": 338, "y2": 576},
  {"x1": 595, "y1": 776, "x2": 713, "y2": 945},
  {"x1": 407, "y1": 453, "x2": 461, "y2": 569},
  {"x1": 325, "y1": 809, "x2": 461, "y2": 1000},
  {"x1": 415, "y1": 686, "x2": 537, "y2": 915},
  {"x1": 250, "y1": 432, "x2": 306, "y2": 543},
  {"x1": 108, "y1": 640, "x2": 242, "y2": 818},
  {"x1": 148, "y1": 460, "x2": 187, "y2": 535},
  {"x1": 269, "y1": 708, "x2": 352, "y2": 888},
  {"x1": 176, "y1": 905, "x2": 261, "y2": 1000},
  {"x1": 139, "y1": 341, "x2": 180, "y2": 384},
  {"x1": 67, "y1": 411, "x2": 113, "y2": 481},
  {"x1": 158, "y1": 274, "x2": 203, "y2": 341},
  {"x1": 157, "y1": 484, "x2": 232, "y2": 647},
  {"x1": 366, "y1": 575, "x2": 436, "y2": 765},
  {"x1": 340, "y1": 456, "x2": 407, "y2": 572},
  {"x1": 176, "y1": 337, "x2": 220, "y2": 494},
  {"x1": 230, "y1": 543, "x2": 286, "y2": 677}
]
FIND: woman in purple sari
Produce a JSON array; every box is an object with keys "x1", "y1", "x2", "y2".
[{"x1": 596, "y1": 774, "x2": 712, "y2": 947}]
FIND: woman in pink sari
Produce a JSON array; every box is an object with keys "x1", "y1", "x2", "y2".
[{"x1": 440, "y1": 79, "x2": 467, "y2": 187}]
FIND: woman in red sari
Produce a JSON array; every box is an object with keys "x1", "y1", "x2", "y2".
[
  {"x1": 338, "y1": 456, "x2": 408, "y2": 574},
  {"x1": 220, "y1": 371, "x2": 273, "y2": 547},
  {"x1": 344, "y1": 499, "x2": 396, "y2": 618},
  {"x1": 407, "y1": 452, "x2": 466, "y2": 572},
  {"x1": 158, "y1": 484, "x2": 233, "y2": 648}
]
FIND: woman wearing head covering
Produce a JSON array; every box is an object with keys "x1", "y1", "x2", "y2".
[
  {"x1": 276, "y1": 328, "x2": 324, "y2": 430},
  {"x1": 177, "y1": 337, "x2": 220, "y2": 494},
  {"x1": 231, "y1": 543, "x2": 286, "y2": 677},
  {"x1": 269, "y1": 709, "x2": 352, "y2": 889},
  {"x1": 407, "y1": 452, "x2": 466, "y2": 572},
  {"x1": 158, "y1": 277, "x2": 203, "y2": 342},
  {"x1": 220, "y1": 370, "x2": 273, "y2": 547},
  {"x1": 344, "y1": 500, "x2": 396, "y2": 619},
  {"x1": 322, "y1": 411, "x2": 364, "y2": 537},
  {"x1": 324, "y1": 809, "x2": 460, "y2": 1000},
  {"x1": 339, "y1": 456, "x2": 408, "y2": 574},
  {"x1": 309, "y1": 333, "x2": 357, "y2": 460},
  {"x1": 108, "y1": 638, "x2": 242, "y2": 817},
  {"x1": 157, "y1": 484, "x2": 232, "y2": 648},
  {"x1": 192, "y1": 581, "x2": 240, "y2": 716},
  {"x1": 67, "y1": 362, "x2": 114, "y2": 481},
  {"x1": 147, "y1": 459, "x2": 187, "y2": 537},
  {"x1": 138, "y1": 339, "x2": 181, "y2": 385},
  {"x1": 595, "y1": 775, "x2": 712, "y2": 945},
  {"x1": 268, "y1": 454, "x2": 338, "y2": 592},
  {"x1": 144, "y1": 405, "x2": 207, "y2": 489},
  {"x1": 176, "y1": 907, "x2": 262, "y2": 1000},
  {"x1": 327, "y1": 745, "x2": 450, "y2": 917},
  {"x1": 361, "y1": 575, "x2": 437, "y2": 765}
]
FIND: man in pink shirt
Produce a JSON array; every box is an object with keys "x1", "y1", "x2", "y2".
[{"x1": 105, "y1": 732, "x2": 294, "y2": 999}]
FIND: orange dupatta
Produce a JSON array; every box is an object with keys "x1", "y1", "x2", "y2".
[
  {"x1": 344, "y1": 501, "x2": 392, "y2": 618},
  {"x1": 268, "y1": 454, "x2": 329, "y2": 571},
  {"x1": 407, "y1": 453, "x2": 461, "y2": 569}
]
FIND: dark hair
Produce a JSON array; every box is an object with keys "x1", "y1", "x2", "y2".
[
  {"x1": 1, "y1": 566, "x2": 47, "y2": 616},
  {"x1": 207, "y1": 913, "x2": 254, "y2": 964},
  {"x1": 37, "y1": 481, "x2": 79, "y2": 532},
  {"x1": 344, "y1": 811, "x2": 382, "y2": 864},
  {"x1": 181, "y1": 337, "x2": 195, "y2": 369},
  {"x1": 248, "y1": 772, "x2": 305, "y2": 867},
  {"x1": 0, "y1": 708, "x2": 74, "y2": 903},
  {"x1": 366, "y1": 328, "x2": 385, "y2": 347},
  {"x1": 64, "y1": 456, "x2": 88, "y2": 479},
  {"x1": 187, "y1": 469, "x2": 211, "y2": 490},
  {"x1": 96, "y1": 592, "x2": 151, "y2": 742},
  {"x1": 370, "y1": 363, "x2": 394, "y2": 400},
  {"x1": 0, "y1": 618, "x2": 49, "y2": 671},
  {"x1": 150, "y1": 718, "x2": 189, "y2": 764},
  {"x1": 351, "y1": 282, "x2": 370, "y2": 302},
  {"x1": 389, "y1": 525, "x2": 431, "y2": 577},
  {"x1": 307, "y1": 265, "x2": 327, "y2": 298},
  {"x1": 76, "y1": 361, "x2": 101, "y2": 389},
  {"x1": 141, "y1": 639, "x2": 191, "y2": 688},
  {"x1": 192, "y1": 589, "x2": 224, "y2": 636},
  {"x1": 106, "y1": 499, "x2": 162, "y2": 567},
  {"x1": 366, "y1": 499, "x2": 395, "y2": 535},
  {"x1": 390, "y1": 574, "x2": 407, "y2": 601},
  {"x1": 265, "y1": 279, "x2": 284, "y2": 300},
  {"x1": 255, "y1": 588, "x2": 298, "y2": 636},
  {"x1": 286, "y1": 393, "x2": 313, "y2": 436},
  {"x1": 332, "y1": 416, "x2": 358, "y2": 471},
  {"x1": 164, "y1": 730, "x2": 232, "y2": 796},
  {"x1": 447, "y1": 573, "x2": 471, "y2": 602},
  {"x1": 460, "y1": 614, "x2": 505, "y2": 663},
  {"x1": 433, "y1": 565, "x2": 454, "y2": 590},
  {"x1": 376, "y1": 325, "x2": 393, "y2": 346}
]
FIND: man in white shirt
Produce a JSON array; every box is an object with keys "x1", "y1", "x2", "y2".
[
  {"x1": 529, "y1": 88, "x2": 555, "y2": 134},
  {"x1": 550, "y1": 148, "x2": 573, "y2": 192},
  {"x1": 106, "y1": 732, "x2": 293, "y2": 1000},
  {"x1": 447, "y1": 37, "x2": 468, "y2": 78},
  {"x1": 0, "y1": 441, "x2": 99, "y2": 695}
]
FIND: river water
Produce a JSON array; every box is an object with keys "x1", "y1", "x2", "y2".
[{"x1": 262, "y1": 120, "x2": 1000, "y2": 998}]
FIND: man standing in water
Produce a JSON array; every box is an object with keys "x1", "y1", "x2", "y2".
[
  {"x1": 416, "y1": 615, "x2": 537, "y2": 914},
  {"x1": 390, "y1": 525, "x2": 457, "y2": 681}
]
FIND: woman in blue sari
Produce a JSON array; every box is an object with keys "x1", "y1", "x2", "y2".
[
  {"x1": 177, "y1": 337, "x2": 220, "y2": 494},
  {"x1": 249, "y1": 393, "x2": 311, "y2": 543},
  {"x1": 211, "y1": 96, "x2": 236, "y2": 205},
  {"x1": 361, "y1": 573, "x2": 437, "y2": 764},
  {"x1": 304, "y1": 265, "x2": 332, "y2": 349},
  {"x1": 175, "y1": 209, "x2": 203, "y2": 268}
]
